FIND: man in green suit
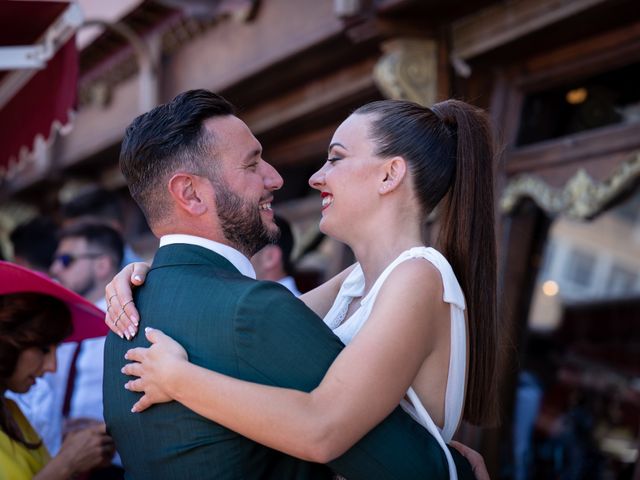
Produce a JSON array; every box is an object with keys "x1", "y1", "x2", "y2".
[{"x1": 103, "y1": 90, "x2": 476, "y2": 479}]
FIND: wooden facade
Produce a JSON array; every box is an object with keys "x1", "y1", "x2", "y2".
[{"x1": 1, "y1": 0, "x2": 639, "y2": 476}]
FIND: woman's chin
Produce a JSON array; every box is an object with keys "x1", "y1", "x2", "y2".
[
  {"x1": 318, "y1": 219, "x2": 331, "y2": 236},
  {"x1": 11, "y1": 382, "x2": 34, "y2": 394},
  {"x1": 318, "y1": 221, "x2": 347, "y2": 245}
]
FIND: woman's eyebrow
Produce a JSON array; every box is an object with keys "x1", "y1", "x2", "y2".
[{"x1": 328, "y1": 142, "x2": 346, "y2": 153}]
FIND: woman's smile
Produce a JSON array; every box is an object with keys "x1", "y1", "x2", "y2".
[{"x1": 321, "y1": 192, "x2": 333, "y2": 210}]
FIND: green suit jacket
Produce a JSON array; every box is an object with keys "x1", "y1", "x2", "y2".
[{"x1": 104, "y1": 244, "x2": 473, "y2": 479}]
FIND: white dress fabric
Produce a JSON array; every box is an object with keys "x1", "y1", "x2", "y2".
[{"x1": 323, "y1": 247, "x2": 467, "y2": 480}]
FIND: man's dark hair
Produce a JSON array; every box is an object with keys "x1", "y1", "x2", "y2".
[
  {"x1": 119, "y1": 89, "x2": 235, "y2": 226},
  {"x1": 274, "y1": 215, "x2": 295, "y2": 275},
  {"x1": 58, "y1": 223, "x2": 124, "y2": 270},
  {"x1": 10, "y1": 216, "x2": 59, "y2": 271},
  {"x1": 61, "y1": 188, "x2": 123, "y2": 226}
]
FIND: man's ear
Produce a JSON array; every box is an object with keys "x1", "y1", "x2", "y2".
[
  {"x1": 252, "y1": 245, "x2": 280, "y2": 270},
  {"x1": 167, "y1": 173, "x2": 209, "y2": 216},
  {"x1": 262, "y1": 245, "x2": 282, "y2": 270},
  {"x1": 379, "y1": 156, "x2": 407, "y2": 194}
]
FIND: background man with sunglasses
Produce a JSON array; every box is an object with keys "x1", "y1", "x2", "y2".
[
  {"x1": 51, "y1": 223, "x2": 125, "y2": 306},
  {"x1": 10, "y1": 222, "x2": 126, "y2": 479}
]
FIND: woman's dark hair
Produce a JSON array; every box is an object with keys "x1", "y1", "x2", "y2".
[
  {"x1": 354, "y1": 99, "x2": 499, "y2": 426},
  {"x1": 0, "y1": 293, "x2": 73, "y2": 448}
]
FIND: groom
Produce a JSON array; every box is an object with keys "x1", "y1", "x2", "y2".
[{"x1": 103, "y1": 89, "x2": 475, "y2": 479}]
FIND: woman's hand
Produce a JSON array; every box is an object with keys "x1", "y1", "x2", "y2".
[
  {"x1": 60, "y1": 423, "x2": 115, "y2": 472},
  {"x1": 104, "y1": 262, "x2": 150, "y2": 340},
  {"x1": 450, "y1": 440, "x2": 490, "y2": 480},
  {"x1": 122, "y1": 327, "x2": 188, "y2": 412},
  {"x1": 38, "y1": 423, "x2": 115, "y2": 479}
]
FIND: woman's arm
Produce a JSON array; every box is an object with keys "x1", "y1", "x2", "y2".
[
  {"x1": 297, "y1": 264, "x2": 356, "y2": 318},
  {"x1": 124, "y1": 259, "x2": 448, "y2": 463}
]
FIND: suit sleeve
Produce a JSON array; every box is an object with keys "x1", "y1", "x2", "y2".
[{"x1": 233, "y1": 281, "x2": 470, "y2": 480}]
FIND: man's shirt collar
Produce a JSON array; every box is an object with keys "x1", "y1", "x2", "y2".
[{"x1": 159, "y1": 234, "x2": 256, "y2": 279}]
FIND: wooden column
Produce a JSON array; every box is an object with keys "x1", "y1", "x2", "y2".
[{"x1": 484, "y1": 200, "x2": 552, "y2": 475}]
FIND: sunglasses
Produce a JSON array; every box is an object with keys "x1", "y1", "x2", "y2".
[{"x1": 53, "y1": 253, "x2": 104, "y2": 268}]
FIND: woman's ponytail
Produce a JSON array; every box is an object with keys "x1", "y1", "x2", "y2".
[{"x1": 432, "y1": 99, "x2": 499, "y2": 426}]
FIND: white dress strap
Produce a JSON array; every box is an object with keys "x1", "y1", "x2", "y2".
[{"x1": 401, "y1": 388, "x2": 458, "y2": 480}]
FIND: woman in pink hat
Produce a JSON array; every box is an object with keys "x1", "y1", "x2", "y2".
[{"x1": 0, "y1": 263, "x2": 114, "y2": 479}]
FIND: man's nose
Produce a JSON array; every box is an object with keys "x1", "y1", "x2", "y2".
[
  {"x1": 262, "y1": 160, "x2": 283, "y2": 191},
  {"x1": 49, "y1": 258, "x2": 62, "y2": 277}
]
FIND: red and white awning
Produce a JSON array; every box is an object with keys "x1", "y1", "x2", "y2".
[{"x1": 0, "y1": 0, "x2": 82, "y2": 180}]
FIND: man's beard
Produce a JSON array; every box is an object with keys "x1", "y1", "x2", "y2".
[
  {"x1": 73, "y1": 275, "x2": 96, "y2": 300},
  {"x1": 214, "y1": 181, "x2": 279, "y2": 257}
]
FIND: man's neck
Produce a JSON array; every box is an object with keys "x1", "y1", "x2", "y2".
[{"x1": 86, "y1": 288, "x2": 106, "y2": 306}]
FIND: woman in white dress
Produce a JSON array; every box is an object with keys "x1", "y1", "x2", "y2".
[{"x1": 106, "y1": 98, "x2": 498, "y2": 479}]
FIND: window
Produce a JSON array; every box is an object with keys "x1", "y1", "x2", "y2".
[
  {"x1": 607, "y1": 264, "x2": 638, "y2": 295},
  {"x1": 539, "y1": 240, "x2": 556, "y2": 278},
  {"x1": 564, "y1": 248, "x2": 595, "y2": 288},
  {"x1": 516, "y1": 62, "x2": 640, "y2": 146}
]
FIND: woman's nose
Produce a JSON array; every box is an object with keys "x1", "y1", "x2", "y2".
[
  {"x1": 308, "y1": 166, "x2": 325, "y2": 190},
  {"x1": 43, "y1": 347, "x2": 57, "y2": 373}
]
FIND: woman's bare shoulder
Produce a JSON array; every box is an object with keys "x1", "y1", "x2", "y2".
[{"x1": 382, "y1": 256, "x2": 444, "y2": 300}]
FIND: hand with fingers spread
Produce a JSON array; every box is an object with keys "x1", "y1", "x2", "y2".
[
  {"x1": 122, "y1": 327, "x2": 188, "y2": 412},
  {"x1": 104, "y1": 262, "x2": 150, "y2": 340}
]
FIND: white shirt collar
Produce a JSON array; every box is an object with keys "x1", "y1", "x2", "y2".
[
  {"x1": 159, "y1": 234, "x2": 256, "y2": 279},
  {"x1": 94, "y1": 297, "x2": 108, "y2": 312},
  {"x1": 277, "y1": 276, "x2": 301, "y2": 297}
]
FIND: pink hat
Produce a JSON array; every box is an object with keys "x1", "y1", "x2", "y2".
[{"x1": 0, "y1": 261, "x2": 108, "y2": 342}]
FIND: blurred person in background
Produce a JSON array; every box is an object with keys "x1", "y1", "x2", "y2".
[
  {"x1": 51, "y1": 223, "x2": 125, "y2": 478},
  {"x1": 11, "y1": 223, "x2": 125, "y2": 479},
  {"x1": 10, "y1": 216, "x2": 59, "y2": 273},
  {"x1": 60, "y1": 187, "x2": 142, "y2": 267},
  {"x1": 512, "y1": 333, "x2": 559, "y2": 480},
  {"x1": 251, "y1": 214, "x2": 301, "y2": 296},
  {"x1": 50, "y1": 223, "x2": 124, "y2": 308},
  {"x1": 0, "y1": 263, "x2": 114, "y2": 479}
]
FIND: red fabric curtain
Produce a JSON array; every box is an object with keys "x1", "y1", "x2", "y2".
[{"x1": 0, "y1": 1, "x2": 78, "y2": 175}]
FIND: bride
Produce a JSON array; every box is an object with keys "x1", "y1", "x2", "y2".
[{"x1": 106, "y1": 98, "x2": 498, "y2": 479}]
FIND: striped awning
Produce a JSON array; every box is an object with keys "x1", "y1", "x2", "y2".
[{"x1": 0, "y1": 1, "x2": 82, "y2": 180}]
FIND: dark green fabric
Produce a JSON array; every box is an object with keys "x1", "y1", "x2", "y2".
[{"x1": 104, "y1": 244, "x2": 473, "y2": 480}]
